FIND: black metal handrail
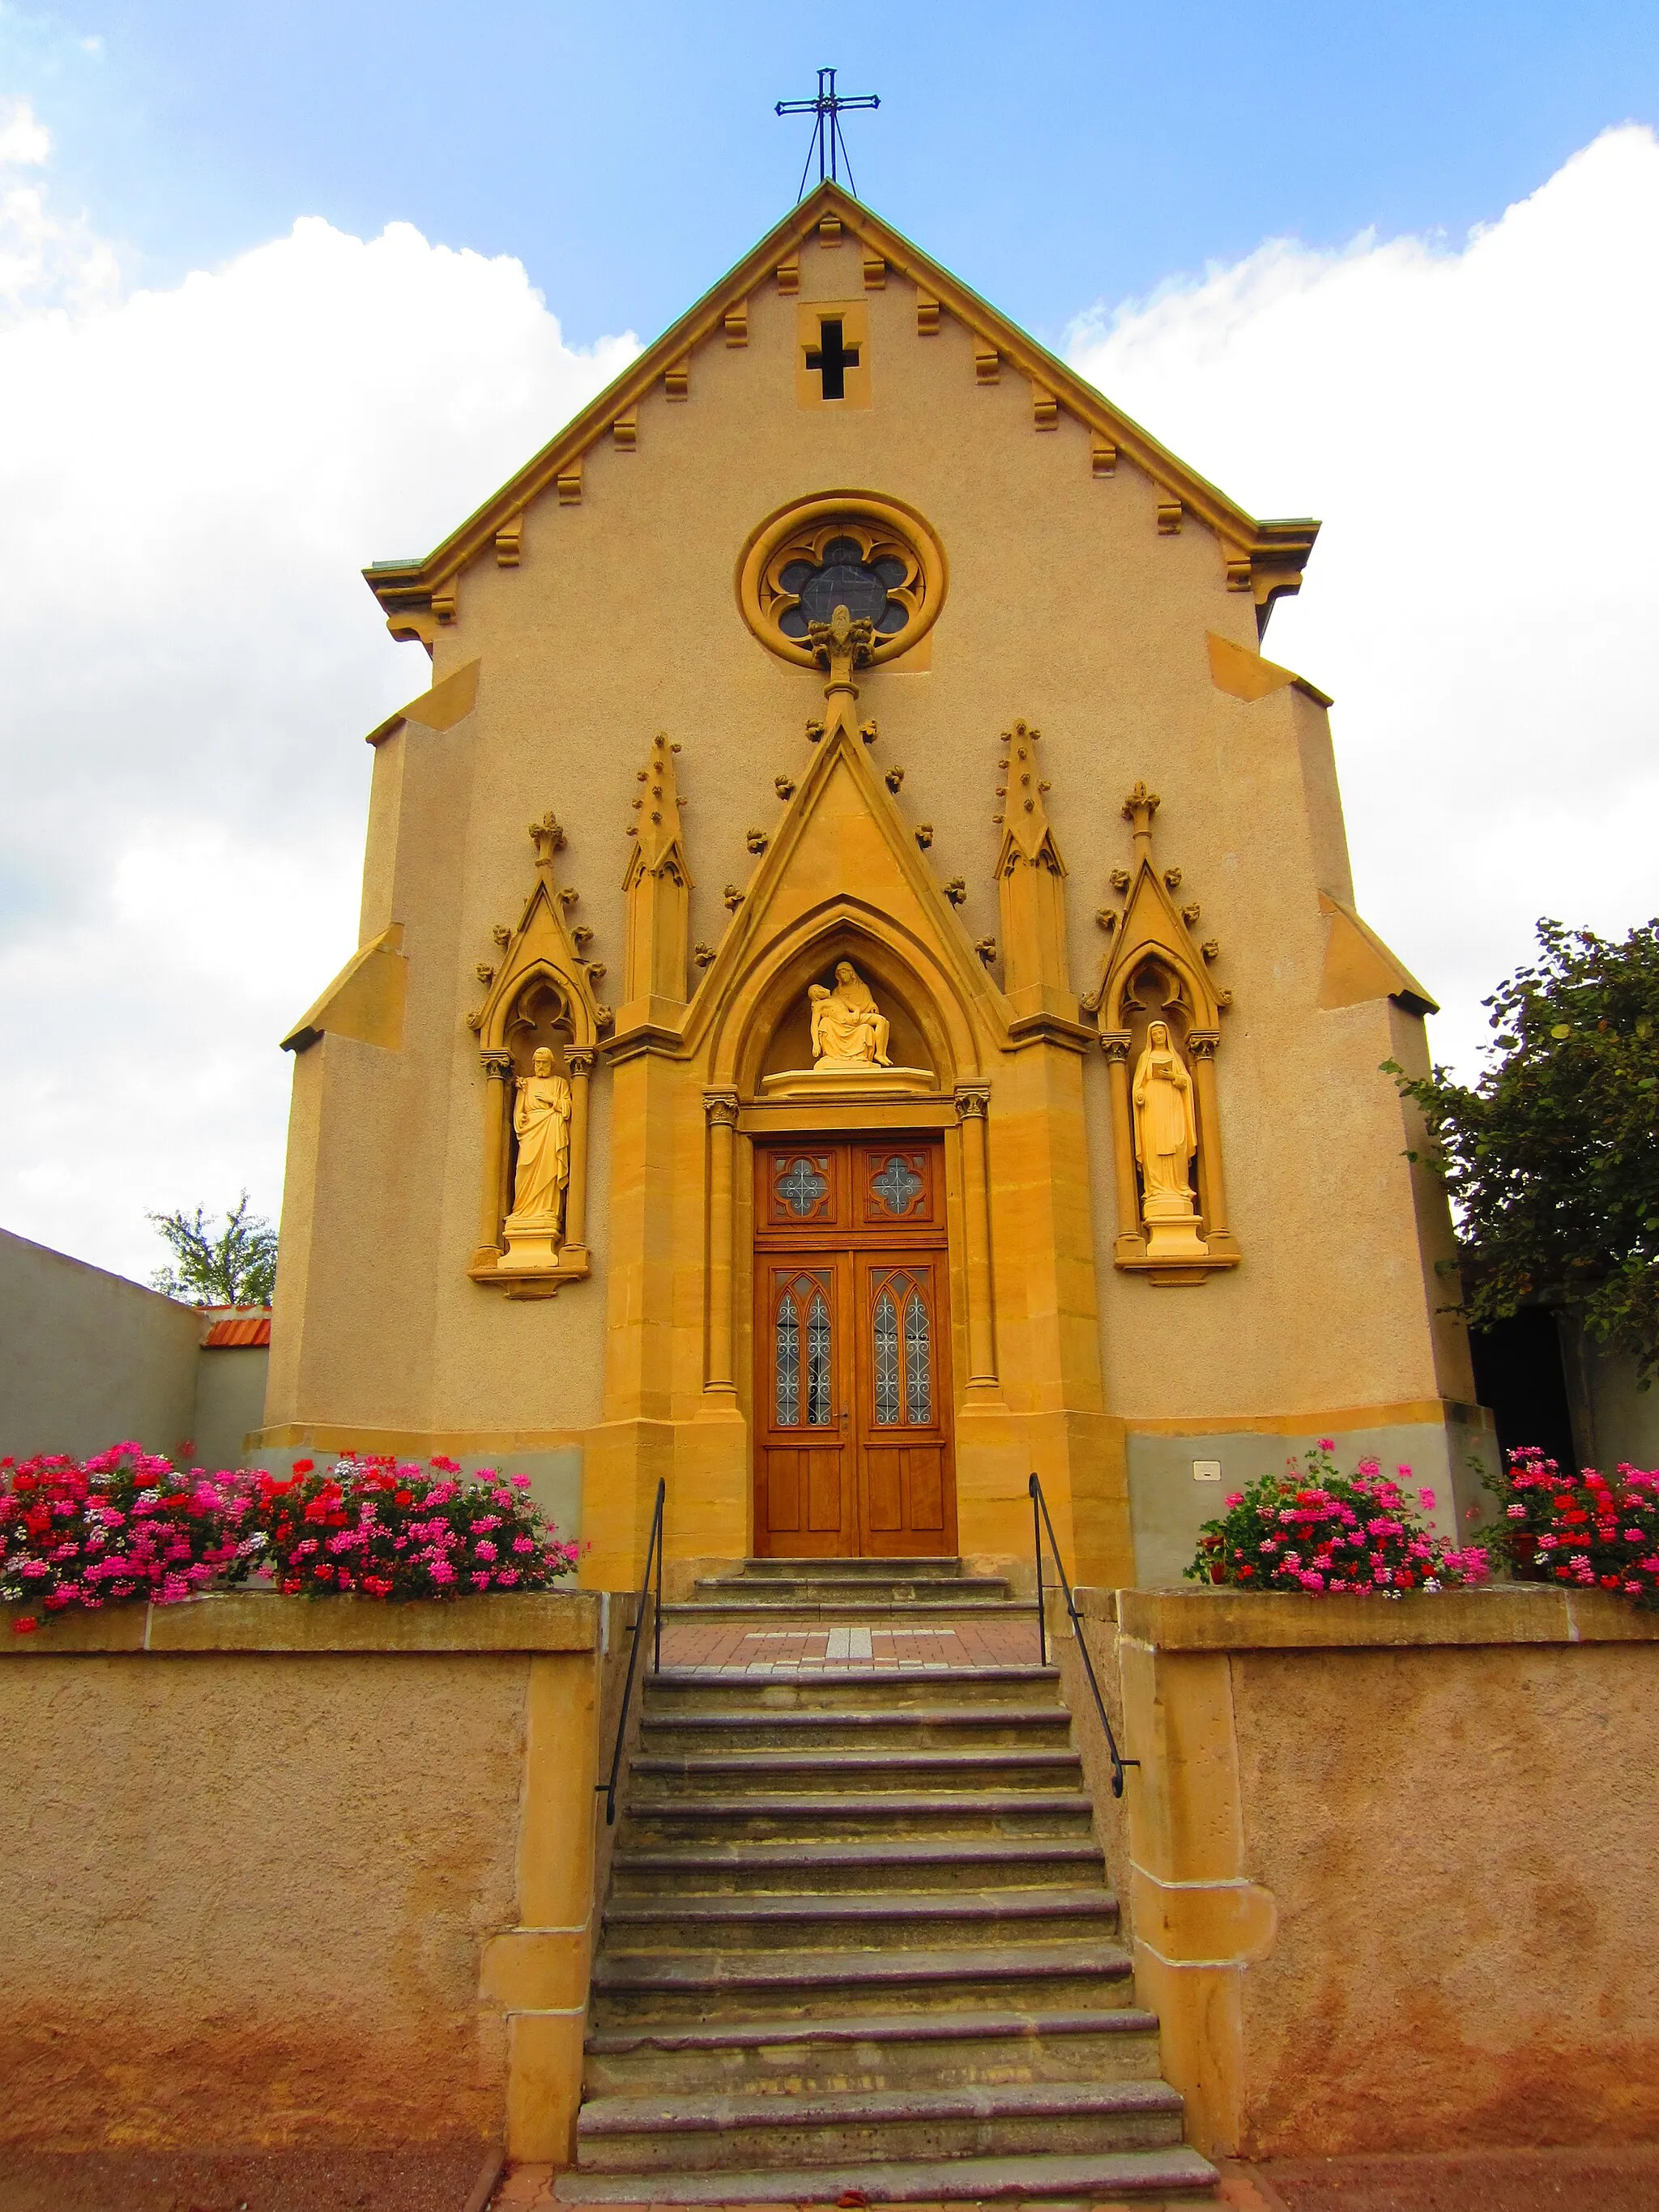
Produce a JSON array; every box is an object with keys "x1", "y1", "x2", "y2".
[
  {"x1": 1029, "y1": 1471, "x2": 1138, "y2": 1799},
  {"x1": 596, "y1": 1477, "x2": 665, "y2": 1827}
]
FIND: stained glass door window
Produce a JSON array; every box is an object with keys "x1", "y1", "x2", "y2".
[{"x1": 867, "y1": 1266, "x2": 933, "y2": 1427}]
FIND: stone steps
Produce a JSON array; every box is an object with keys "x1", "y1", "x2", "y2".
[
  {"x1": 610, "y1": 1836, "x2": 1111, "y2": 1895},
  {"x1": 601, "y1": 1885, "x2": 1123, "y2": 1949},
  {"x1": 690, "y1": 1574, "x2": 1014, "y2": 1603},
  {"x1": 582, "y1": 2005, "x2": 1165, "y2": 2098},
  {"x1": 557, "y1": 2146, "x2": 1221, "y2": 2203},
  {"x1": 558, "y1": 1555, "x2": 1215, "y2": 2206},
  {"x1": 639, "y1": 1703, "x2": 1073, "y2": 1751},
  {"x1": 663, "y1": 1596, "x2": 1036, "y2": 1624},
  {"x1": 644, "y1": 1661, "x2": 1060, "y2": 1710},
  {"x1": 667, "y1": 1562, "x2": 1030, "y2": 1626},
  {"x1": 574, "y1": 2076, "x2": 1186, "y2": 2171},
  {"x1": 620, "y1": 1788, "x2": 1099, "y2": 1843},
  {"x1": 736, "y1": 1556, "x2": 970, "y2": 1577},
  {"x1": 629, "y1": 1746, "x2": 1086, "y2": 1793},
  {"x1": 591, "y1": 1939, "x2": 1139, "y2": 2025}
]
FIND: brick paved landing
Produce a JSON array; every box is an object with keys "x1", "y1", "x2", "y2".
[{"x1": 659, "y1": 1618, "x2": 1044, "y2": 1672}]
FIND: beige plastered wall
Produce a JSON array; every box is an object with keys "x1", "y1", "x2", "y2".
[
  {"x1": 0, "y1": 1592, "x2": 631, "y2": 2161},
  {"x1": 0, "y1": 1226, "x2": 270, "y2": 1470},
  {"x1": 263, "y1": 224, "x2": 1476, "y2": 1588},
  {"x1": 1055, "y1": 1585, "x2": 1659, "y2": 2160}
]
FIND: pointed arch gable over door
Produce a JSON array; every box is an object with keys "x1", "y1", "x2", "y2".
[{"x1": 753, "y1": 1136, "x2": 956, "y2": 1557}]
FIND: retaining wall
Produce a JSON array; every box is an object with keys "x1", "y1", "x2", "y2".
[
  {"x1": 0, "y1": 1590, "x2": 635, "y2": 2160},
  {"x1": 1053, "y1": 1583, "x2": 1659, "y2": 2160}
]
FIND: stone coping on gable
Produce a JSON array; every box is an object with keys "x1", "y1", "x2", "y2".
[
  {"x1": 0, "y1": 1588, "x2": 599, "y2": 1656},
  {"x1": 1077, "y1": 1583, "x2": 1659, "y2": 1649}
]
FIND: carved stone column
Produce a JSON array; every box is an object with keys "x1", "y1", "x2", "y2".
[
  {"x1": 705, "y1": 1089, "x2": 740, "y2": 1391},
  {"x1": 1186, "y1": 1030, "x2": 1237, "y2": 1259},
  {"x1": 563, "y1": 1048, "x2": 595, "y2": 1259},
  {"x1": 953, "y1": 1082, "x2": 996, "y2": 1385},
  {"x1": 475, "y1": 1052, "x2": 516, "y2": 1268},
  {"x1": 1100, "y1": 1032, "x2": 1147, "y2": 1262}
]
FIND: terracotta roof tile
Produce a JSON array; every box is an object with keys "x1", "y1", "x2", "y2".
[{"x1": 202, "y1": 1315, "x2": 271, "y2": 1349}]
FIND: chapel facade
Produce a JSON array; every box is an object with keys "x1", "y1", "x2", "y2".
[{"x1": 259, "y1": 184, "x2": 1490, "y2": 1591}]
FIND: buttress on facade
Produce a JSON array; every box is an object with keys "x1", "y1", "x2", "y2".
[{"x1": 260, "y1": 183, "x2": 1491, "y2": 1593}]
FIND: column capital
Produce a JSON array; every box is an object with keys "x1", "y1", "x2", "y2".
[
  {"x1": 565, "y1": 1047, "x2": 597, "y2": 1077},
  {"x1": 1098, "y1": 1029, "x2": 1132, "y2": 1064},
  {"x1": 703, "y1": 1088, "x2": 740, "y2": 1129},
  {"x1": 482, "y1": 1051, "x2": 515, "y2": 1082},
  {"x1": 1187, "y1": 1029, "x2": 1220, "y2": 1061},
  {"x1": 953, "y1": 1081, "x2": 991, "y2": 1123}
]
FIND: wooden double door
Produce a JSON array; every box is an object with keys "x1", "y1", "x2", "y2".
[{"x1": 753, "y1": 1136, "x2": 957, "y2": 1557}]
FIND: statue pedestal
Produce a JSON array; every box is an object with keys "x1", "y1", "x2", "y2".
[
  {"x1": 497, "y1": 1210, "x2": 565, "y2": 1274},
  {"x1": 761, "y1": 1063, "x2": 936, "y2": 1102},
  {"x1": 1142, "y1": 1199, "x2": 1209, "y2": 1264}
]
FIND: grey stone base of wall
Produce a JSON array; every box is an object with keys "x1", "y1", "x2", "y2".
[{"x1": 1127, "y1": 1409, "x2": 1498, "y2": 1588}]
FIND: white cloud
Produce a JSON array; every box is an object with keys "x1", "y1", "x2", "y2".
[
  {"x1": 0, "y1": 144, "x2": 638, "y2": 1283},
  {"x1": 0, "y1": 95, "x2": 120, "y2": 315},
  {"x1": 1068, "y1": 124, "x2": 1659, "y2": 1081},
  {"x1": 0, "y1": 96, "x2": 49, "y2": 166}
]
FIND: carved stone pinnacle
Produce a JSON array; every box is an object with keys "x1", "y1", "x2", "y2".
[{"x1": 528, "y1": 809, "x2": 565, "y2": 863}]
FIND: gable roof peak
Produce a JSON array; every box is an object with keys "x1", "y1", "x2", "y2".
[{"x1": 364, "y1": 182, "x2": 1318, "y2": 650}]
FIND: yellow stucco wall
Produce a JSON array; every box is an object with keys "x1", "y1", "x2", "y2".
[
  {"x1": 263, "y1": 197, "x2": 1477, "y2": 1587},
  {"x1": 1061, "y1": 1585, "x2": 1659, "y2": 2159},
  {"x1": 0, "y1": 1595, "x2": 612, "y2": 2160}
]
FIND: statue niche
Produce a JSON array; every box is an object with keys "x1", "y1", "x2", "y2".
[
  {"x1": 1090, "y1": 781, "x2": 1239, "y2": 1282},
  {"x1": 467, "y1": 807, "x2": 603, "y2": 1289},
  {"x1": 761, "y1": 959, "x2": 934, "y2": 1101}
]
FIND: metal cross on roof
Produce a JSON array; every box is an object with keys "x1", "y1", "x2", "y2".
[{"x1": 776, "y1": 67, "x2": 880, "y2": 202}]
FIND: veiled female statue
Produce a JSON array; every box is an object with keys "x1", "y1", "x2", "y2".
[
  {"x1": 510, "y1": 1046, "x2": 573, "y2": 1228},
  {"x1": 1132, "y1": 1019, "x2": 1197, "y2": 1216},
  {"x1": 809, "y1": 961, "x2": 892, "y2": 1067}
]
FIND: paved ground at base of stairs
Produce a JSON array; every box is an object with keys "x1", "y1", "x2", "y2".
[
  {"x1": 6, "y1": 2143, "x2": 1657, "y2": 2212},
  {"x1": 0, "y1": 2146, "x2": 488, "y2": 2212},
  {"x1": 489, "y1": 2142, "x2": 1659, "y2": 2212}
]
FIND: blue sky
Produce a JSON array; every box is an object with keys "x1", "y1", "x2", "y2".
[{"x1": 6, "y1": 0, "x2": 1657, "y2": 347}]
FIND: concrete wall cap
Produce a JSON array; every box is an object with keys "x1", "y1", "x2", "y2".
[
  {"x1": 1107, "y1": 1583, "x2": 1659, "y2": 1650},
  {"x1": 1, "y1": 1589, "x2": 602, "y2": 1656}
]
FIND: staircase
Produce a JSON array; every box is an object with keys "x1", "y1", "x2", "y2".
[{"x1": 557, "y1": 1557, "x2": 1218, "y2": 2204}]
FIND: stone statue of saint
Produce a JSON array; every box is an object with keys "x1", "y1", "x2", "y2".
[
  {"x1": 1132, "y1": 1019, "x2": 1198, "y2": 1215},
  {"x1": 810, "y1": 961, "x2": 892, "y2": 1066},
  {"x1": 510, "y1": 1046, "x2": 573, "y2": 1228}
]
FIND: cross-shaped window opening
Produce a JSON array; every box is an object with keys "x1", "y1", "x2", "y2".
[{"x1": 805, "y1": 318, "x2": 860, "y2": 401}]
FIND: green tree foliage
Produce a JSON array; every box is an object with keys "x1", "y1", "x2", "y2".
[
  {"x1": 1388, "y1": 919, "x2": 1659, "y2": 1383},
  {"x1": 149, "y1": 1191, "x2": 278, "y2": 1307}
]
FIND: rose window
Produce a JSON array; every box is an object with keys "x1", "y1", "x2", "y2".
[{"x1": 737, "y1": 494, "x2": 946, "y2": 670}]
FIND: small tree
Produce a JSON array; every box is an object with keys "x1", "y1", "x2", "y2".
[
  {"x1": 1388, "y1": 918, "x2": 1659, "y2": 1384},
  {"x1": 150, "y1": 1192, "x2": 279, "y2": 1307}
]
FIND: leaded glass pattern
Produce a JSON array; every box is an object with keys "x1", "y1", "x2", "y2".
[
  {"x1": 775, "y1": 1295, "x2": 800, "y2": 1426},
  {"x1": 871, "y1": 1154, "x2": 924, "y2": 1217},
  {"x1": 778, "y1": 537, "x2": 909, "y2": 640},
  {"x1": 777, "y1": 1156, "x2": 830, "y2": 1219},
  {"x1": 873, "y1": 1290, "x2": 900, "y2": 1425},
  {"x1": 806, "y1": 1291, "x2": 833, "y2": 1426},
  {"x1": 904, "y1": 1289, "x2": 932, "y2": 1425}
]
